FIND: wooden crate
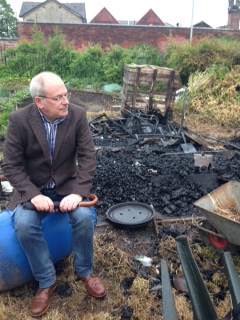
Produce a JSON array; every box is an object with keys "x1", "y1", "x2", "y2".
[{"x1": 121, "y1": 64, "x2": 182, "y2": 120}]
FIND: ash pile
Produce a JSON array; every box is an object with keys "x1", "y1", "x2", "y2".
[{"x1": 90, "y1": 113, "x2": 240, "y2": 220}]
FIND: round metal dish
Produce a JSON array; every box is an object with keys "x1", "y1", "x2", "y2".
[{"x1": 106, "y1": 202, "x2": 154, "y2": 228}]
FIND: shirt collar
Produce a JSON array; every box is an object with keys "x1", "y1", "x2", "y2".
[{"x1": 38, "y1": 108, "x2": 65, "y2": 124}]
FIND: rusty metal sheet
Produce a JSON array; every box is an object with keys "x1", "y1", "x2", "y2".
[{"x1": 194, "y1": 180, "x2": 240, "y2": 246}]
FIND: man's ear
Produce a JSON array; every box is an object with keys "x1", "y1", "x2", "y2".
[{"x1": 34, "y1": 97, "x2": 43, "y2": 109}]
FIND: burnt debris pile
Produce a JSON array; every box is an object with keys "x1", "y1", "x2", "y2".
[
  {"x1": 1, "y1": 110, "x2": 240, "y2": 221},
  {"x1": 90, "y1": 114, "x2": 240, "y2": 220}
]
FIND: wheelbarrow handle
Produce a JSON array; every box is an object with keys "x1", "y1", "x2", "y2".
[
  {"x1": 79, "y1": 194, "x2": 98, "y2": 207},
  {"x1": 195, "y1": 219, "x2": 226, "y2": 239}
]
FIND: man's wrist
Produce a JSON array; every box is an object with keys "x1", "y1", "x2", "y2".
[{"x1": 74, "y1": 194, "x2": 83, "y2": 200}]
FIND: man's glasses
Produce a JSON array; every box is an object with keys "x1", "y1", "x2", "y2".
[{"x1": 38, "y1": 92, "x2": 71, "y2": 102}]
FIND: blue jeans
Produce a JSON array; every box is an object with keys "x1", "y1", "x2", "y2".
[{"x1": 14, "y1": 189, "x2": 95, "y2": 288}]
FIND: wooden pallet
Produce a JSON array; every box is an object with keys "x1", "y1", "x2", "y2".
[{"x1": 121, "y1": 64, "x2": 182, "y2": 121}]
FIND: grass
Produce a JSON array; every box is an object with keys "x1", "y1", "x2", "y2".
[
  {"x1": 0, "y1": 226, "x2": 162, "y2": 320},
  {"x1": 174, "y1": 66, "x2": 240, "y2": 138},
  {"x1": 0, "y1": 221, "x2": 238, "y2": 320}
]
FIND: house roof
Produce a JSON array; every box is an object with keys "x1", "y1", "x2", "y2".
[
  {"x1": 90, "y1": 7, "x2": 119, "y2": 24},
  {"x1": 19, "y1": 0, "x2": 86, "y2": 20},
  {"x1": 193, "y1": 21, "x2": 212, "y2": 28},
  {"x1": 136, "y1": 9, "x2": 165, "y2": 26}
]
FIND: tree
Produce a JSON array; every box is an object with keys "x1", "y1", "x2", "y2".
[{"x1": 0, "y1": 0, "x2": 18, "y2": 37}]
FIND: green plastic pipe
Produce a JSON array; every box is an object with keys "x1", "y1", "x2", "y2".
[
  {"x1": 161, "y1": 259, "x2": 178, "y2": 320},
  {"x1": 222, "y1": 251, "x2": 240, "y2": 308},
  {"x1": 175, "y1": 236, "x2": 217, "y2": 320}
]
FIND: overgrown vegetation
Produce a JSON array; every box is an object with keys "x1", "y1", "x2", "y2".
[
  {"x1": 3, "y1": 27, "x2": 76, "y2": 78},
  {"x1": 185, "y1": 65, "x2": 240, "y2": 128},
  {"x1": 165, "y1": 36, "x2": 240, "y2": 85},
  {"x1": 0, "y1": 27, "x2": 240, "y2": 136},
  {"x1": 173, "y1": 64, "x2": 240, "y2": 132},
  {"x1": 0, "y1": 86, "x2": 30, "y2": 136}
]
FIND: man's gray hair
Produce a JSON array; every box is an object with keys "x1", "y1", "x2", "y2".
[{"x1": 29, "y1": 72, "x2": 64, "y2": 98}]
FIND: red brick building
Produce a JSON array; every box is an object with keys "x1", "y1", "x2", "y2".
[{"x1": 228, "y1": 0, "x2": 240, "y2": 30}]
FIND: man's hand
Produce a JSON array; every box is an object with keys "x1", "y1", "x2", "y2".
[
  {"x1": 31, "y1": 195, "x2": 55, "y2": 212},
  {"x1": 59, "y1": 194, "x2": 83, "y2": 212}
]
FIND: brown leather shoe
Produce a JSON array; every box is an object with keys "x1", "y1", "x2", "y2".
[
  {"x1": 79, "y1": 274, "x2": 106, "y2": 298},
  {"x1": 30, "y1": 282, "x2": 57, "y2": 317}
]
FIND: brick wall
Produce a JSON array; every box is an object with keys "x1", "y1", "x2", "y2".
[
  {"x1": 17, "y1": 23, "x2": 240, "y2": 51},
  {"x1": 0, "y1": 38, "x2": 18, "y2": 63}
]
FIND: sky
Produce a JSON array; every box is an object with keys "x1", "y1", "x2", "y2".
[{"x1": 6, "y1": 0, "x2": 229, "y2": 28}]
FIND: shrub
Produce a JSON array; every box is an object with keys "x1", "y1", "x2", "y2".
[
  {"x1": 0, "y1": 86, "x2": 30, "y2": 136},
  {"x1": 165, "y1": 36, "x2": 240, "y2": 84}
]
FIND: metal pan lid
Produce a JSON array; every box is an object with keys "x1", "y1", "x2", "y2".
[{"x1": 106, "y1": 202, "x2": 154, "y2": 228}]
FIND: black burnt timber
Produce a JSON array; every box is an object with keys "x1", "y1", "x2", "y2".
[
  {"x1": 123, "y1": 110, "x2": 160, "y2": 134},
  {"x1": 183, "y1": 130, "x2": 211, "y2": 149},
  {"x1": 141, "y1": 134, "x2": 181, "y2": 139},
  {"x1": 202, "y1": 135, "x2": 240, "y2": 151},
  {"x1": 103, "y1": 113, "x2": 136, "y2": 138},
  {"x1": 184, "y1": 129, "x2": 240, "y2": 151}
]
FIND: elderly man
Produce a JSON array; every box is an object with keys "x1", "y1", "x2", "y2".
[{"x1": 2, "y1": 71, "x2": 106, "y2": 317}]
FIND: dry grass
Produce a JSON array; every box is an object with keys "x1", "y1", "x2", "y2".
[
  {"x1": 0, "y1": 221, "x2": 237, "y2": 320},
  {"x1": 0, "y1": 225, "x2": 162, "y2": 320},
  {"x1": 177, "y1": 66, "x2": 240, "y2": 137},
  {"x1": 87, "y1": 110, "x2": 121, "y2": 121}
]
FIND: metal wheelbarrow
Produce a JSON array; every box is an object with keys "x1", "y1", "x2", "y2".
[{"x1": 193, "y1": 180, "x2": 240, "y2": 253}]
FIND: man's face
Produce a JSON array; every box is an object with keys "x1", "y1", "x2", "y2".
[{"x1": 34, "y1": 81, "x2": 69, "y2": 121}]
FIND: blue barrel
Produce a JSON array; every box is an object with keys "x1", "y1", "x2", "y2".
[{"x1": 0, "y1": 208, "x2": 96, "y2": 292}]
